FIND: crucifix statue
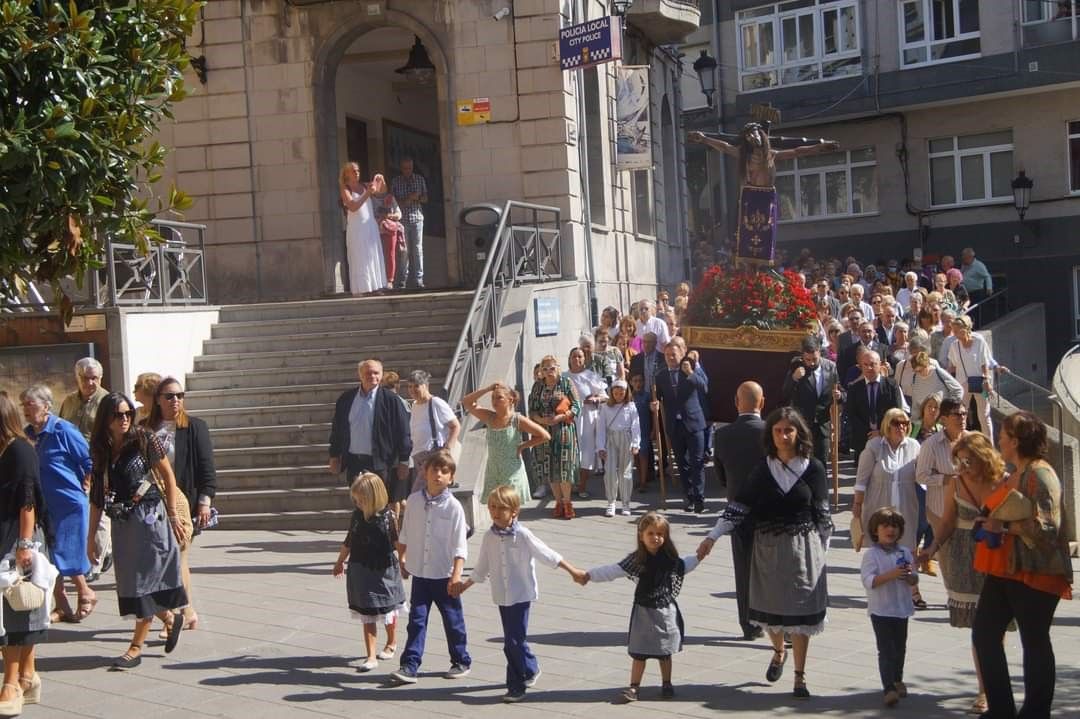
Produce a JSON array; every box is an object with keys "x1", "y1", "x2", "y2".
[{"x1": 689, "y1": 108, "x2": 839, "y2": 266}]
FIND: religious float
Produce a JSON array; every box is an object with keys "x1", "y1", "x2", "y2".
[{"x1": 685, "y1": 114, "x2": 834, "y2": 422}]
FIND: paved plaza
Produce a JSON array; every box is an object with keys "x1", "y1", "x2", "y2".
[{"x1": 26, "y1": 469, "x2": 1080, "y2": 718}]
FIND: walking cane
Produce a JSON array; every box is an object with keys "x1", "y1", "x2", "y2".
[
  {"x1": 651, "y1": 384, "x2": 668, "y2": 507},
  {"x1": 830, "y1": 394, "x2": 840, "y2": 510}
]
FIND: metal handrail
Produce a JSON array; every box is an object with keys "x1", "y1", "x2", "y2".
[
  {"x1": 443, "y1": 201, "x2": 562, "y2": 410},
  {"x1": 996, "y1": 366, "x2": 1069, "y2": 474},
  {"x1": 966, "y1": 287, "x2": 1008, "y2": 328}
]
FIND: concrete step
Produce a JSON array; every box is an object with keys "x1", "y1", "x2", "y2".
[
  {"x1": 217, "y1": 291, "x2": 474, "y2": 323},
  {"x1": 214, "y1": 444, "x2": 329, "y2": 470},
  {"x1": 192, "y1": 343, "x2": 453, "y2": 373},
  {"x1": 215, "y1": 509, "x2": 352, "y2": 531},
  {"x1": 208, "y1": 423, "x2": 331, "y2": 450},
  {"x1": 215, "y1": 465, "x2": 337, "y2": 491},
  {"x1": 213, "y1": 486, "x2": 351, "y2": 515},
  {"x1": 185, "y1": 383, "x2": 352, "y2": 410},
  {"x1": 188, "y1": 403, "x2": 334, "y2": 429},
  {"x1": 187, "y1": 362, "x2": 448, "y2": 391},
  {"x1": 209, "y1": 307, "x2": 467, "y2": 339},
  {"x1": 201, "y1": 325, "x2": 460, "y2": 355}
]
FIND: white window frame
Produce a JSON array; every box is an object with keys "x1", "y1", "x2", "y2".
[
  {"x1": 776, "y1": 148, "x2": 878, "y2": 223},
  {"x1": 1021, "y1": 0, "x2": 1078, "y2": 25},
  {"x1": 927, "y1": 132, "x2": 1014, "y2": 208},
  {"x1": 898, "y1": 0, "x2": 981, "y2": 68},
  {"x1": 736, "y1": 0, "x2": 861, "y2": 93},
  {"x1": 1069, "y1": 119, "x2": 1080, "y2": 195}
]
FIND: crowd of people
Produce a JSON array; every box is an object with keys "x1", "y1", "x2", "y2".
[
  {"x1": 0, "y1": 358, "x2": 218, "y2": 713},
  {"x1": 338, "y1": 157, "x2": 429, "y2": 296}
]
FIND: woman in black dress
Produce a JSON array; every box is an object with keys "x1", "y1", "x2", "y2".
[
  {"x1": 88, "y1": 393, "x2": 188, "y2": 669},
  {"x1": 0, "y1": 392, "x2": 50, "y2": 713},
  {"x1": 698, "y1": 407, "x2": 832, "y2": 700}
]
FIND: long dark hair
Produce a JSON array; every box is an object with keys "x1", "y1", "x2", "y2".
[
  {"x1": 0, "y1": 392, "x2": 28, "y2": 453},
  {"x1": 762, "y1": 406, "x2": 814, "y2": 459},
  {"x1": 90, "y1": 392, "x2": 146, "y2": 471},
  {"x1": 739, "y1": 122, "x2": 770, "y2": 176}
]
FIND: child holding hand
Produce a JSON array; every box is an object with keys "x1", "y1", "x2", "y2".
[
  {"x1": 333, "y1": 473, "x2": 407, "y2": 671},
  {"x1": 455, "y1": 486, "x2": 583, "y2": 703},
  {"x1": 579, "y1": 512, "x2": 701, "y2": 702},
  {"x1": 596, "y1": 379, "x2": 640, "y2": 517},
  {"x1": 860, "y1": 507, "x2": 918, "y2": 707}
]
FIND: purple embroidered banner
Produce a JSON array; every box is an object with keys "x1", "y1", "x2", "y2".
[{"x1": 735, "y1": 185, "x2": 777, "y2": 266}]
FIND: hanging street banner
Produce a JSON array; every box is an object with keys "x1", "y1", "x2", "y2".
[
  {"x1": 615, "y1": 65, "x2": 652, "y2": 171},
  {"x1": 559, "y1": 16, "x2": 622, "y2": 71}
]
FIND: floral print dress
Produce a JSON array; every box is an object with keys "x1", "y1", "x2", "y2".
[{"x1": 528, "y1": 376, "x2": 581, "y2": 485}]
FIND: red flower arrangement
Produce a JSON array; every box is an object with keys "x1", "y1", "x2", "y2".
[{"x1": 686, "y1": 266, "x2": 817, "y2": 331}]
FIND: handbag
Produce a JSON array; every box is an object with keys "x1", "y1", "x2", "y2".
[
  {"x1": 150, "y1": 467, "x2": 194, "y2": 551},
  {"x1": 4, "y1": 573, "x2": 45, "y2": 612},
  {"x1": 956, "y1": 349, "x2": 985, "y2": 393},
  {"x1": 412, "y1": 400, "x2": 447, "y2": 471}
]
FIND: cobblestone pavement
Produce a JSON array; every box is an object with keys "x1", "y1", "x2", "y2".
[{"x1": 26, "y1": 466, "x2": 1080, "y2": 718}]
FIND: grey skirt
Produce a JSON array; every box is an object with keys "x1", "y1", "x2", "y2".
[
  {"x1": 112, "y1": 500, "x2": 187, "y2": 619},
  {"x1": 748, "y1": 528, "x2": 828, "y2": 635},
  {"x1": 627, "y1": 602, "x2": 684, "y2": 659}
]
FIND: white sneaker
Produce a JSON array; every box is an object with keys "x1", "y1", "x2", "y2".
[
  {"x1": 604, "y1": 503, "x2": 616, "y2": 517},
  {"x1": 621, "y1": 504, "x2": 632, "y2": 516},
  {"x1": 357, "y1": 658, "x2": 378, "y2": 672},
  {"x1": 531, "y1": 484, "x2": 548, "y2": 499},
  {"x1": 524, "y1": 669, "x2": 541, "y2": 687}
]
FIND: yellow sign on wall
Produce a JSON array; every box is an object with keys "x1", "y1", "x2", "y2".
[{"x1": 457, "y1": 97, "x2": 491, "y2": 126}]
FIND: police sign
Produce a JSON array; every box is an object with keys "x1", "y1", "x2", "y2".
[{"x1": 559, "y1": 16, "x2": 622, "y2": 71}]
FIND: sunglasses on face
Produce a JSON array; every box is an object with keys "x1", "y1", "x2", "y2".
[
  {"x1": 161, "y1": 392, "x2": 185, "y2": 401},
  {"x1": 113, "y1": 410, "x2": 134, "y2": 420},
  {"x1": 891, "y1": 420, "x2": 911, "y2": 428}
]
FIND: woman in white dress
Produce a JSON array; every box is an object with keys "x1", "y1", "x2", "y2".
[
  {"x1": 339, "y1": 162, "x2": 388, "y2": 295},
  {"x1": 565, "y1": 347, "x2": 607, "y2": 499}
]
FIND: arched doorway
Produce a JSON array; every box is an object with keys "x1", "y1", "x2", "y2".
[{"x1": 313, "y1": 13, "x2": 454, "y2": 294}]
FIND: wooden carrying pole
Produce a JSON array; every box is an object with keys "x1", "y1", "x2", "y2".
[
  {"x1": 830, "y1": 395, "x2": 840, "y2": 509},
  {"x1": 651, "y1": 384, "x2": 668, "y2": 506}
]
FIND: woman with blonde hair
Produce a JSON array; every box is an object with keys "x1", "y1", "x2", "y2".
[
  {"x1": 919, "y1": 433, "x2": 1006, "y2": 713},
  {"x1": 462, "y1": 382, "x2": 549, "y2": 503},
  {"x1": 947, "y1": 314, "x2": 995, "y2": 439},
  {"x1": 339, "y1": 161, "x2": 388, "y2": 295},
  {"x1": 132, "y1": 372, "x2": 161, "y2": 424}
]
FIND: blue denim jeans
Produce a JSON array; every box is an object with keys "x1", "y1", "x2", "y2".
[
  {"x1": 395, "y1": 219, "x2": 424, "y2": 287},
  {"x1": 499, "y1": 602, "x2": 539, "y2": 693},
  {"x1": 399, "y1": 576, "x2": 470, "y2": 673}
]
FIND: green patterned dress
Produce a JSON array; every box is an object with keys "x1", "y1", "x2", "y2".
[
  {"x1": 528, "y1": 376, "x2": 581, "y2": 486},
  {"x1": 482, "y1": 413, "x2": 532, "y2": 503}
]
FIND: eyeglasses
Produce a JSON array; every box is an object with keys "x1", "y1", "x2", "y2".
[
  {"x1": 891, "y1": 420, "x2": 911, "y2": 428},
  {"x1": 161, "y1": 392, "x2": 185, "y2": 401}
]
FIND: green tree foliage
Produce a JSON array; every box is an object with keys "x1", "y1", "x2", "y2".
[{"x1": 0, "y1": 0, "x2": 201, "y2": 312}]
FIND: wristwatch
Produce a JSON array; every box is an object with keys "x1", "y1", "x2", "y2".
[{"x1": 15, "y1": 538, "x2": 34, "y2": 550}]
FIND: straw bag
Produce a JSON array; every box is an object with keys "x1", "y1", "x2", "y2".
[
  {"x1": 150, "y1": 468, "x2": 194, "y2": 550},
  {"x1": 4, "y1": 574, "x2": 45, "y2": 612}
]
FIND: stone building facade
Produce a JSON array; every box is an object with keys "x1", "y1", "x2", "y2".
[{"x1": 157, "y1": 0, "x2": 701, "y2": 310}]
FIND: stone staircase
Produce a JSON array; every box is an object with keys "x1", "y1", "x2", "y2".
[{"x1": 185, "y1": 291, "x2": 473, "y2": 530}]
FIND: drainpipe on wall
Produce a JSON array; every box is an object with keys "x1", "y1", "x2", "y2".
[
  {"x1": 573, "y1": 0, "x2": 599, "y2": 327},
  {"x1": 670, "y1": 52, "x2": 690, "y2": 281},
  {"x1": 241, "y1": 0, "x2": 264, "y2": 299}
]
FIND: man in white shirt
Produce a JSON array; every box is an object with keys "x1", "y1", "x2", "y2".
[
  {"x1": 455, "y1": 486, "x2": 581, "y2": 702},
  {"x1": 638, "y1": 299, "x2": 672, "y2": 352},
  {"x1": 850, "y1": 283, "x2": 875, "y2": 322}
]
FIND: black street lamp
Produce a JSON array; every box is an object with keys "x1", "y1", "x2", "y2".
[
  {"x1": 1011, "y1": 170, "x2": 1033, "y2": 221},
  {"x1": 692, "y1": 49, "x2": 718, "y2": 107},
  {"x1": 395, "y1": 36, "x2": 436, "y2": 85},
  {"x1": 611, "y1": 0, "x2": 635, "y2": 16}
]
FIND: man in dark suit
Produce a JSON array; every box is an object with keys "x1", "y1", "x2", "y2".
[
  {"x1": 782, "y1": 336, "x2": 840, "y2": 464},
  {"x1": 711, "y1": 381, "x2": 766, "y2": 639},
  {"x1": 329, "y1": 359, "x2": 412, "y2": 509},
  {"x1": 838, "y1": 320, "x2": 885, "y2": 387},
  {"x1": 836, "y1": 308, "x2": 863, "y2": 356},
  {"x1": 812, "y1": 278, "x2": 840, "y2": 319},
  {"x1": 651, "y1": 336, "x2": 708, "y2": 513},
  {"x1": 845, "y1": 349, "x2": 905, "y2": 457}
]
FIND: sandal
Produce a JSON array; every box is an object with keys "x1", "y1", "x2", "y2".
[
  {"x1": 912, "y1": 591, "x2": 928, "y2": 610},
  {"x1": 620, "y1": 685, "x2": 639, "y2": 703},
  {"x1": 766, "y1": 648, "x2": 787, "y2": 683},
  {"x1": 111, "y1": 645, "x2": 143, "y2": 671},
  {"x1": 793, "y1": 670, "x2": 811, "y2": 699},
  {"x1": 967, "y1": 693, "x2": 988, "y2": 715},
  {"x1": 75, "y1": 595, "x2": 98, "y2": 621},
  {"x1": 376, "y1": 645, "x2": 397, "y2": 660}
]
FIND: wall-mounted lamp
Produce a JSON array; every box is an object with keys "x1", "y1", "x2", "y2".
[
  {"x1": 1011, "y1": 170, "x2": 1033, "y2": 221},
  {"x1": 190, "y1": 55, "x2": 208, "y2": 85},
  {"x1": 395, "y1": 36, "x2": 436, "y2": 85},
  {"x1": 692, "y1": 49, "x2": 717, "y2": 107},
  {"x1": 611, "y1": 0, "x2": 635, "y2": 16}
]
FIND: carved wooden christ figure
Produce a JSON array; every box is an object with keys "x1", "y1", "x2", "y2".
[{"x1": 689, "y1": 123, "x2": 839, "y2": 266}]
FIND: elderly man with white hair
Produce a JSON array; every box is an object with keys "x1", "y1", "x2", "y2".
[
  {"x1": 636, "y1": 298, "x2": 672, "y2": 352},
  {"x1": 57, "y1": 356, "x2": 112, "y2": 582},
  {"x1": 895, "y1": 271, "x2": 919, "y2": 310}
]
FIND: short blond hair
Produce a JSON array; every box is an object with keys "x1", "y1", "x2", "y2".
[
  {"x1": 882, "y1": 407, "x2": 909, "y2": 432},
  {"x1": 487, "y1": 484, "x2": 521, "y2": 513},
  {"x1": 350, "y1": 472, "x2": 388, "y2": 519}
]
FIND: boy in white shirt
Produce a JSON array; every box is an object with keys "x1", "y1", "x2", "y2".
[
  {"x1": 860, "y1": 507, "x2": 918, "y2": 707},
  {"x1": 390, "y1": 450, "x2": 471, "y2": 684},
  {"x1": 455, "y1": 485, "x2": 582, "y2": 702}
]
